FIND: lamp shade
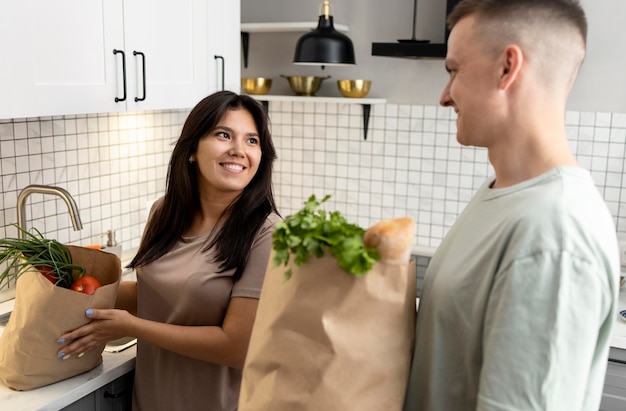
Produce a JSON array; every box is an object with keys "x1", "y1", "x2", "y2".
[{"x1": 294, "y1": 2, "x2": 356, "y2": 66}]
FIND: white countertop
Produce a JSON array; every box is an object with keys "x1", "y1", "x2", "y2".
[{"x1": 0, "y1": 342, "x2": 136, "y2": 411}]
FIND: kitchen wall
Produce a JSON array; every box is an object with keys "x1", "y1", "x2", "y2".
[
  {"x1": 241, "y1": 0, "x2": 626, "y2": 113},
  {"x1": 0, "y1": 111, "x2": 186, "y2": 254},
  {"x1": 1, "y1": 102, "x2": 625, "y2": 258}
]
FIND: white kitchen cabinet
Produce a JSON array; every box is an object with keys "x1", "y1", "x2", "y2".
[
  {"x1": 0, "y1": 0, "x2": 239, "y2": 119},
  {"x1": 120, "y1": 0, "x2": 212, "y2": 111},
  {"x1": 1, "y1": 0, "x2": 123, "y2": 118},
  {"x1": 210, "y1": 0, "x2": 241, "y2": 93}
]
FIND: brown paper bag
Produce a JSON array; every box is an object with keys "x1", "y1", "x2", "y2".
[
  {"x1": 0, "y1": 245, "x2": 121, "y2": 390},
  {"x1": 239, "y1": 251, "x2": 416, "y2": 411}
]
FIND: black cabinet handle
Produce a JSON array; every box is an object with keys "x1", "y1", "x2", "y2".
[
  {"x1": 113, "y1": 49, "x2": 127, "y2": 102},
  {"x1": 133, "y1": 51, "x2": 146, "y2": 102},
  {"x1": 103, "y1": 389, "x2": 128, "y2": 399},
  {"x1": 214, "y1": 55, "x2": 224, "y2": 91}
]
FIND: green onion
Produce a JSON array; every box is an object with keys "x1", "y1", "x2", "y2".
[{"x1": 0, "y1": 224, "x2": 85, "y2": 289}]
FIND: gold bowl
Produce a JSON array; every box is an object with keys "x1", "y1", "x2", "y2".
[
  {"x1": 337, "y1": 79, "x2": 372, "y2": 98},
  {"x1": 241, "y1": 77, "x2": 272, "y2": 95},
  {"x1": 281, "y1": 75, "x2": 331, "y2": 96}
]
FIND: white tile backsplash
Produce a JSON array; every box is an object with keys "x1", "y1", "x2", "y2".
[
  {"x1": 0, "y1": 102, "x2": 625, "y2": 264},
  {"x1": 268, "y1": 102, "x2": 626, "y2": 248},
  {"x1": 0, "y1": 110, "x2": 183, "y2": 254}
]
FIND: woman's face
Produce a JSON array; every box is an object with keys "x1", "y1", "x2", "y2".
[{"x1": 191, "y1": 108, "x2": 262, "y2": 196}]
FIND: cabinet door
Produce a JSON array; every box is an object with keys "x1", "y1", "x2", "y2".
[
  {"x1": 207, "y1": 0, "x2": 241, "y2": 93},
  {"x1": 98, "y1": 370, "x2": 134, "y2": 411},
  {"x1": 122, "y1": 0, "x2": 210, "y2": 111},
  {"x1": 1, "y1": 0, "x2": 125, "y2": 118},
  {"x1": 0, "y1": 0, "x2": 238, "y2": 119},
  {"x1": 60, "y1": 391, "x2": 97, "y2": 411},
  {"x1": 600, "y1": 360, "x2": 626, "y2": 411}
]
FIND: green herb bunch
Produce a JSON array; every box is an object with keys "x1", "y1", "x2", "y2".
[
  {"x1": 272, "y1": 194, "x2": 380, "y2": 279},
  {"x1": 0, "y1": 225, "x2": 85, "y2": 289}
]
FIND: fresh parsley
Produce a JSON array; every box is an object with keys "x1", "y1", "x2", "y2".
[{"x1": 272, "y1": 194, "x2": 380, "y2": 279}]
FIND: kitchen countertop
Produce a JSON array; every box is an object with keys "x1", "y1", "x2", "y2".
[{"x1": 0, "y1": 340, "x2": 136, "y2": 411}]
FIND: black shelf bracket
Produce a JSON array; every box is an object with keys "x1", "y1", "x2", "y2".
[
  {"x1": 362, "y1": 104, "x2": 371, "y2": 140},
  {"x1": 241, "y1": 32, "x2": 250, "y2": 68}
]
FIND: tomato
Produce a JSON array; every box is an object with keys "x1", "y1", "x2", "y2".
[
  {"x1": 36, "y1": 265, "x2": 57, "y2": 284},
  {"x1": 70, "y1": 275, "x2": 102, "y2": 295}
]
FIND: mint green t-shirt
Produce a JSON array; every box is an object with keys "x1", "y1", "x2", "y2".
[{"x1": 404, "y1": 167, "x2": 620, "y2": 411}]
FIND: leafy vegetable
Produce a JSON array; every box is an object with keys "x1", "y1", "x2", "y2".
[
  {"x1": 0, "y1": 225, "x2": 86, "y2": 289},
  {"x1": 272, "y1": 194, "x2": 380, "y2": 279}
]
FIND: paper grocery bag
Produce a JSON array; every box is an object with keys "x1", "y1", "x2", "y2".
[
  {"x1": 239, "y1": 252, "x2": 416, "y2": 411},
  {"x1": 0, "y1": 245, "x2": 121, "y2": 390}
]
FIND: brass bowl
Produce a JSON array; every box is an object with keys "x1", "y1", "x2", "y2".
[
  {"x1": 281, "y1": 75, "x2": 331, "y2": 96},
  {"x1": 337, "y1": 79, "x2": 372, "y2": 98},
  {"x1": 241, "y1": 77, "x2": 272, "y2": 95}
]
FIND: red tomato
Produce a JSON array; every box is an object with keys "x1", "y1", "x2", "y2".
[
  {"x1": 36, "y1": 266, "x2": 57, "y2": 284},
  {"x1": 70, "y1": 275, "x2": 102, "y2": 295}
]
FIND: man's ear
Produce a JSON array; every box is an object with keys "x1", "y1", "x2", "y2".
[{"x1": 499, "y1": 45, "x2": 523, "y2": 91}]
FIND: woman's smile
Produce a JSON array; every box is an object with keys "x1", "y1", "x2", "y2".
[{"x1": 221, "y1": 162, "x2": 246, "y2": 173}]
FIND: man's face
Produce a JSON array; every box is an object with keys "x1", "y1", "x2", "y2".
[{"x1": 440, "y1": 15, "x2": 502, "y2": 148}]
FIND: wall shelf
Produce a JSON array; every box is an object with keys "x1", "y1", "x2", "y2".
[
  {"x1": 241, "y1": 22, "x2": 349, "y2": 33},
  {"x1": 249, "y1": 95, "x2": 386, "y2": 140},
  {"x1": 240, "y1": 22, "x2": 349, "y2": 68}
]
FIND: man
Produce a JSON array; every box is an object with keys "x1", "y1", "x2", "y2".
[{"x1": 403, "y1": 1, "x2": 620, "y2": 410}]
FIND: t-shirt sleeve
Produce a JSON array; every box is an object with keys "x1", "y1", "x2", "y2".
[
  {"x1": 477, "y1": 251, "x2": 613, "y2": 410},
  {"x1": 231, "y1": 213, "x2": 280, "y2": 299}
]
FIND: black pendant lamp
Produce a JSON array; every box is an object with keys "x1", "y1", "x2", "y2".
[{"x1": 293, "y1": 0, "x2": 356, "y2": 67}]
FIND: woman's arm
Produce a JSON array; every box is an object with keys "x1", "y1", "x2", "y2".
[
  {"x1": 132, "y1": 296, "x2": 258, "y2": 368},
  {"x1": 114, "y1": 281, "x2": 137, "y2": 315},
  {"x1": 57, "y1": 296, "x2": 258, "y2": 369}
]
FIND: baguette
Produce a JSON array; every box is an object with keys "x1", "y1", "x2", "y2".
[{"x1": 364, "y1": 217, "x2": 415, "y2": 265}]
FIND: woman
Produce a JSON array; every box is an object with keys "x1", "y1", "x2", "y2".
[{"x1": 57, "y1": 91, "x2": 280, "y2": 410}]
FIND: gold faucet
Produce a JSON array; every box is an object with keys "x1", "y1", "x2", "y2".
[{"x1": 16, "y1": 185, "x2": 83, "y2": 239}]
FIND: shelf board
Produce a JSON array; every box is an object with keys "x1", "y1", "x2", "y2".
[
  {"x1": 248, "y1": 95, "x2": 385, "y2": 104},
  {"x1": 240, "y1": 22, "x2": 349, "y2": 69},
  {"x1": 371, "y1": 42, "x2": 447, "y2": 59},
  {"x1": 241, "y1": 22, "x2": 349, "y2": 33}
]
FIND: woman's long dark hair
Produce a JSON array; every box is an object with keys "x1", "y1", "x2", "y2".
[{"x1": 128, "y1": 91, "x2": 279, "y2": 280}]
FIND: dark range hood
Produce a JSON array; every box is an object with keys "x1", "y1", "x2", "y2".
[{"x1": 371, "y1": 0, "x2": 459, "y2": 59}]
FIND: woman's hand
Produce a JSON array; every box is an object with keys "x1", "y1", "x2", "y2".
[{"x1": 56, "y1": 308, "x2": 135, "y2": 360}]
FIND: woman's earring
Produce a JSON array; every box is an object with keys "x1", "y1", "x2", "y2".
[{"x1": 189, "y1": 156, "x2": 195, "y2": 164}]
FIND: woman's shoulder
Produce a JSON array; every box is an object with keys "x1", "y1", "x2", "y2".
[
  {"x1": 265, "y1": 212, "x2": 282, "y2": 226},
  {"x1": 254, "y1": 212, "x2": 281, "y2": 238}
]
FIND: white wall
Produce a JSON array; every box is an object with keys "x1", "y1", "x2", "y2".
[{"x1": 242, "y1": 0, "x2": 626, "y2": 112}]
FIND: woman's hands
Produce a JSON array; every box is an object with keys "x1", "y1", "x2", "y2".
[
  {"x1": 56, "y1": 308, "x2": 135, "y2": 360},
  {"x1": 55, "y1": 296, "x2": 259, "y2": 368}
]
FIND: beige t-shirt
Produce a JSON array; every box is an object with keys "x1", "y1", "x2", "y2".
[{"x1": 132, "y1": 213, "x2": 280, "y2": 411}]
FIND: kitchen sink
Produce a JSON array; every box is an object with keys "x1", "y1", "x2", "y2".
[{"x1": 104, "y1": 336, "x2": 137, "y2": 353}]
